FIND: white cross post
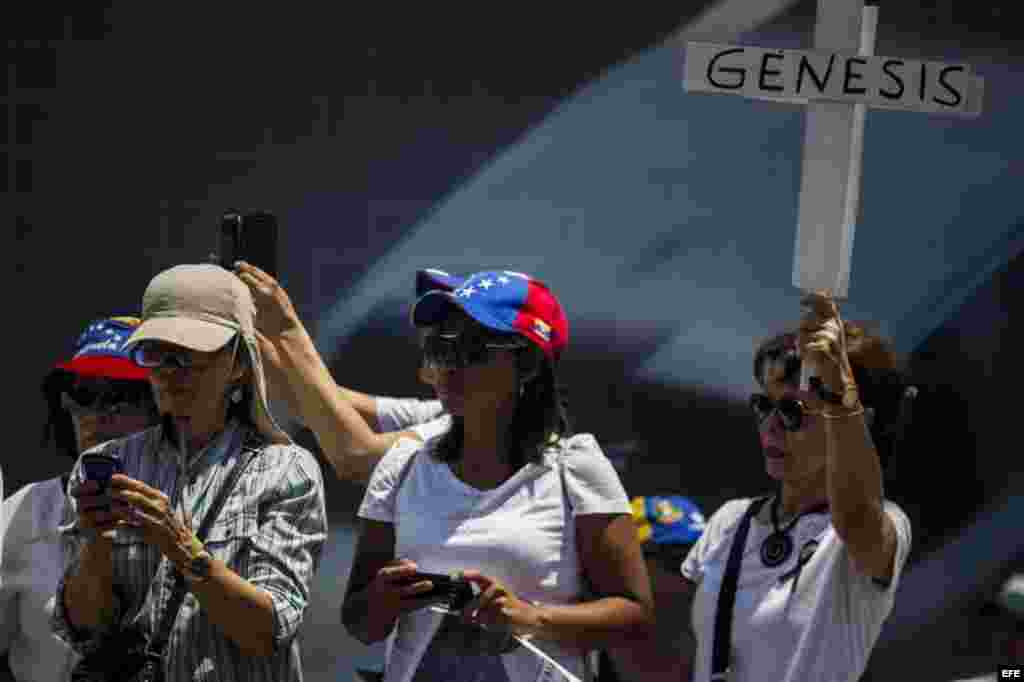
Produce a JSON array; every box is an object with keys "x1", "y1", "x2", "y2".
[{"x1": 682, "y1": 0, "x2": 984, "y2": 301}]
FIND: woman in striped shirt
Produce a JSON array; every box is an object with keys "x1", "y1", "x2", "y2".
[{"x1": 52, "y1": 264, "x2": 327, "y2": 682}]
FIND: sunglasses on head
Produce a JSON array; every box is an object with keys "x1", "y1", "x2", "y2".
[
  {"x1": 749, "y1": 393, "x2": 819, "y2": 432},
  {"x1": 420, "y1": 328, "x2": 528, "y2": 370},
  {"x1": 62, "y1": 378, "x2": 154, "y2": 416}
]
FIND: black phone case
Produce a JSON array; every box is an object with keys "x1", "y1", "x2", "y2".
[
  {"x1": 219, "y1": 209, "x2": 278, "y2": 278},
  {"x1": 80, "y1": 453, "x2": 123, "y2": 487},
  {"x1": 402, "y1": 572, "x2": 474, "y2": 609}
]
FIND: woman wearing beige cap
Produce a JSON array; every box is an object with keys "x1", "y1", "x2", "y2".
[{"x1": 51, "y1": 264, "x2": 327, "y2": 682}]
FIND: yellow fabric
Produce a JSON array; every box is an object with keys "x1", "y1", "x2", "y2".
[{"x1": 631, "y1": 497, "x2": 652, "y2": 543}]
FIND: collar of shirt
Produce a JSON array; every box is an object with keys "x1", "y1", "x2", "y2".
[{"x1": 161, "y1": 419, "x2": 244, "y2": 480}]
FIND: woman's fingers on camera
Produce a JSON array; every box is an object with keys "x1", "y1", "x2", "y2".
[
  {"x1": 458, "y1": 572, "x2": 498, "y2": 623},
  {"x1": 399, "y1": 579, "x2": 435, "y2": 599},
  {"x1": 376, "y1": 559, "x2": 419, "y2": 589}
]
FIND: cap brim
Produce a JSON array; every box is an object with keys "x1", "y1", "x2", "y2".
[
  {"x1": 411, "y1": 290, "x2": 459, "y2": 327},
  {"x1": 411, "y1": 290, "x2": 515, "y2": 335},
  {"x1": 125, "y1": 316, "x2": 235, "y2": 353},
  {"x1": 415, "y1": 270, "x2": 465, "y2": 297},
  {"x1": 57, "y1": 355, "x2": 151, "y2": 381}
]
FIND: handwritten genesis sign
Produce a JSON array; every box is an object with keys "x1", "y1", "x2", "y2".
[{"x1": 684, "y1": 42, "x2": 982, "y2": 116}]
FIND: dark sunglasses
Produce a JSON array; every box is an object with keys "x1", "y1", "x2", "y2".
[
  {"x1": 421, "y1": 330, "x2": 527, "y2": 370},
  {"x1": 62, "y1": 378, "x2": 154, "y2": 416},
  {"x1": 749, "y1": 393, "x2": 818, "y2": 432},
  {"x1": 131, "y1": 338, "x2": 235, "y2": 371},
  {"x1": 131, "y1": 343, "x2": 202, "y2": 370}
]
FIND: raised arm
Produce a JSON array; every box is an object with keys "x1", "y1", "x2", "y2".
[
  {"x1": 236, "y1": 262, "x2": 423, "y2": 482},
  {"x1": 800, "y1": 292, "x2": 899, "y2": 582}
]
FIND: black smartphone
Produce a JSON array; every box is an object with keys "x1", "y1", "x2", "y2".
[
  {"x1": 80, "y1": 452, "x2": 123, "y2": 491},
  {"x1": 217, "y1": 209, "x2": 279, "y2": 278},
  {"x1": 400, "y1": 572, "x2": 475, "y2": 610}
]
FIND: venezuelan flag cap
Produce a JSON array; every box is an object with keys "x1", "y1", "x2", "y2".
[
  {"x1": 412, "y1": 270, "x2": 569, "y2": 361},
  {"x1": 632, "y1": 495, "x2": 706, "y2": 548},
  {"x1": 415, "y1": 268, "x2": 466, "y2": 298},
  {"x1": 56, "y1": 317, "x2": 150, "y2": 380}
]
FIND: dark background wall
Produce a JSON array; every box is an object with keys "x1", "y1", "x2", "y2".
[
  {"x1": 6, "y1": 2, "x2": 1023, "y2": 680},
  {"x1": 868, "y1": 244, "x2": 1024, "y2": 680}
]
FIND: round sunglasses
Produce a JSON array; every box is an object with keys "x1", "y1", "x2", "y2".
[
  {"x1": 749, "y1": 393, "x2": 821, "y2": 432},
  {"x1": 61, "y1": 378, "x2": 154, "y2": 416}
]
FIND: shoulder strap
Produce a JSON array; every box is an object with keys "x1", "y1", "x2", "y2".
[
  {"x1": 147, "y1": 429, "x2": 265, "y2": 655},
  {"x1": 711, "y1": 496, "x2": 770, "y2": 682}
]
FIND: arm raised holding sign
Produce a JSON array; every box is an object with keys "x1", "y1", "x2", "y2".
[
  {"x1": 798, "y1": 291, "x2": 901, "y2": 582},
  {"x1": 679, "y1": 295, "x2": 916, "y2": 681}
]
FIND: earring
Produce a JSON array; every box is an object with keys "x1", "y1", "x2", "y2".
[
  {"x1": 519, "y1": 382, "x2": 526, "y2": 398},
  {"x1": 229, "y1": 386, "x2": 244, "y2": 404}
]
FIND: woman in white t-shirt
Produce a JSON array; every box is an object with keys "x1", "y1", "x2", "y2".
[
  {"x1": 0, "y1": 317, "x2": 158, "y2": 682},
  {"x1": 678, "y1": 293, "x2": 915, "y2": 682},
  {"x1": 237, "y1": 263, "x2": 460, "y2": 483},
  {"x1": 342, "y1": 270, "x2": 656, "y2": 682}
]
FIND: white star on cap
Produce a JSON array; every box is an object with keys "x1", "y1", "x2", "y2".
[
  {"x1": 497, "y1": 276, "x2": 510, "y2": 285},
  {"x1": 479, "y1": 279, "x2": 494, "y2": 289}
]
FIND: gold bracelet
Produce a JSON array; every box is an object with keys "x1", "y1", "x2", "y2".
[{"x1": 822, "y1": 406, "x2": 865, "y2": 419}]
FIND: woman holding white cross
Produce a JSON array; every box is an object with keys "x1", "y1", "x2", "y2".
[{"x1": 677, "y1": 292, "x2": 915, "y2": 681}]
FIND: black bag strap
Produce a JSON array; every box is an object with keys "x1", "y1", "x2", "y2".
[
  {"x1": 147, "y1": 429, "x2": 264, "y2": 655},
  {"x1": 710, "y1": 496, "x2": 770, "y2": 682}
]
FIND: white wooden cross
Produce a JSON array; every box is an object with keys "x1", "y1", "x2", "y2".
[{"x1": 682, "y1": 0, "x2": 984, "y2": 300}]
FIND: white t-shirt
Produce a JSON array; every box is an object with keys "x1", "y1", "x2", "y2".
[
  {"x1": 681, "y1": 498, "x2": 912, "y2": 682},
  {"x1": 0, "y1": 476, "x2": 79, "y2": 681},
  {"x1": 375, "y1": 397, "x2": 450, "y2": 443},
  {"x1": 358, "y1": 433, "x2": 631, "y2": 682}
]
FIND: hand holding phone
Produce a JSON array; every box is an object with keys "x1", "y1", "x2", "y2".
[
  {"x1": 398, "y1": 571, "x2": 476, "y2": 610},
  {"x1": 73, "y1": 453, "x2": 126, "y2": 532},
  {"x1": 78, "y1": 452, "x2": 123, "y2": 514},
  {"x1": 80, "y1": 453, "x2": 123, "y2": 492},
  {"x1": 216, "y1": 209, "x2": 278, "y2": 278}
]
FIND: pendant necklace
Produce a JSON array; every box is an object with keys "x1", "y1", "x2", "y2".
[{"x1": 760, "y1": 495, "x2": 829, "y2": 567}]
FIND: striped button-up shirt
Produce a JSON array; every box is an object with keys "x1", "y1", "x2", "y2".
[{"x1": 51, "y1": 420, "x2": 327, "y2": 681}]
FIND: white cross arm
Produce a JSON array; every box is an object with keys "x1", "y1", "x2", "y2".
[{"x1": 683, "y1": 41, "x2": 984, "y2": 117}]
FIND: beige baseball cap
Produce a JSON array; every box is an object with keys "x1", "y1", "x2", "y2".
[{"x1": 125, "y1": 263, "x2": 290, "y2": 444}]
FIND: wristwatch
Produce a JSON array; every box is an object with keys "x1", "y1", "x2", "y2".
[
  {"x1": 179, "y1": 533, "x2": 213, "y2": 584},
  {"x1": 183, "y1": 549, "x2": 213, "y2": 584}
]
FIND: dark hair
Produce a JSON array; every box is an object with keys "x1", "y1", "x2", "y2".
[
  {"x1": 753, "y1": 325, "x2": 916, "y2": 467},
  {"x1": 40, "y1": 369, "x2": 79, "y2": 460},
  {"x1": 434, "y1": 348, "x2": 572, "y2": 470}
]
